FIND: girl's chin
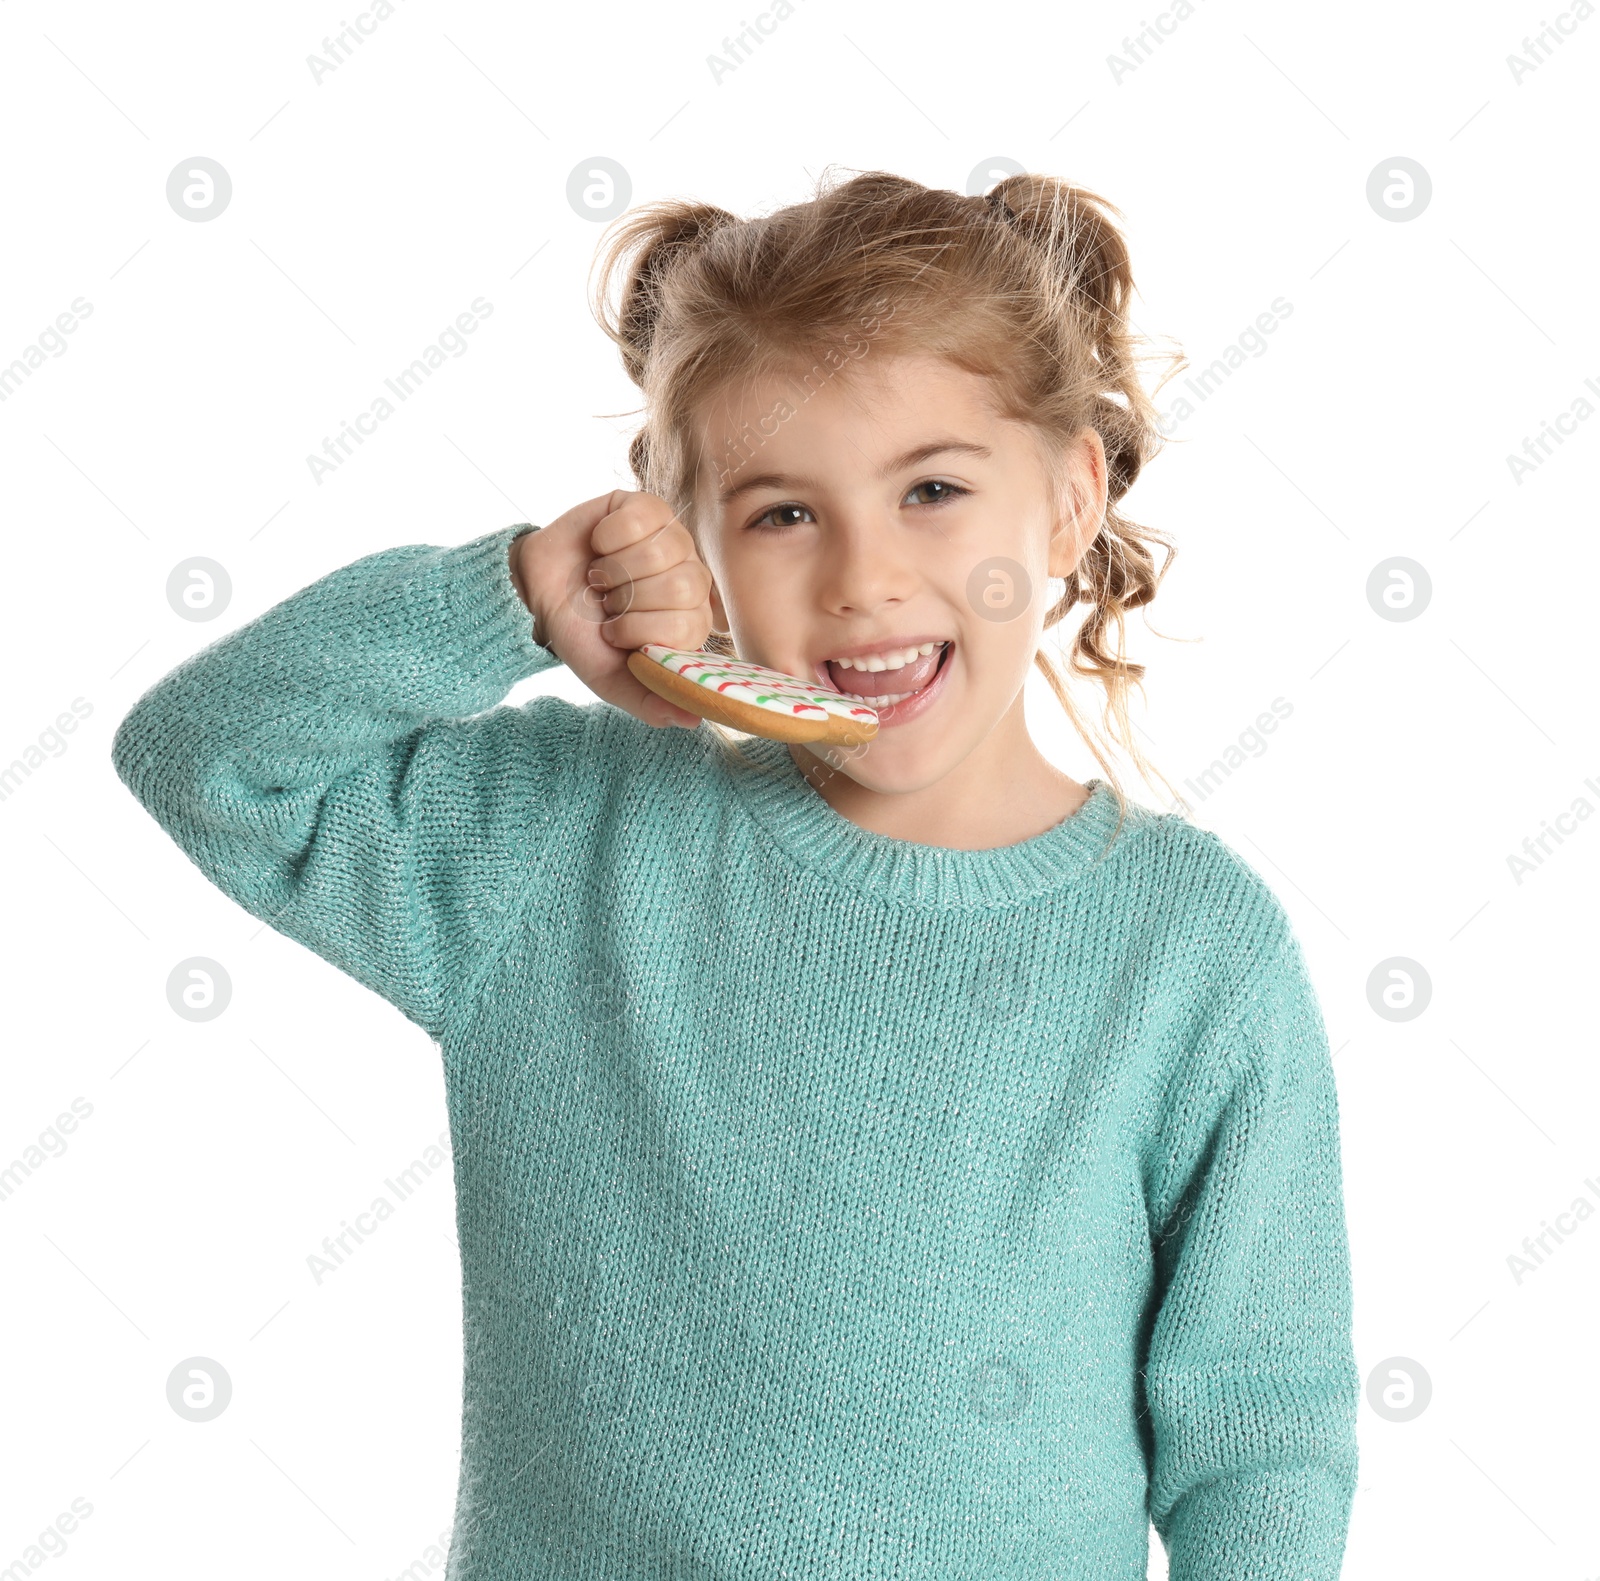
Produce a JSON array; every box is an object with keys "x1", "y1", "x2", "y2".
[{"x1": 792, "y1": 733, "x2": 951, "y2": 796}]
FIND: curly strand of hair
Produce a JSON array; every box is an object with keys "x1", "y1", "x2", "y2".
[{"x1": 976, "y1": 174, "x2": 1184, "y2": 814}]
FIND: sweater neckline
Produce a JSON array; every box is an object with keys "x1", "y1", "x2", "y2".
[{"x1": 720, "y1": 733, "x2": 1145, "y2": 909}]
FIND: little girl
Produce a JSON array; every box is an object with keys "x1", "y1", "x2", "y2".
[{"x1": 113, "y1": 171, "x2": 1358, "y2": 1580}]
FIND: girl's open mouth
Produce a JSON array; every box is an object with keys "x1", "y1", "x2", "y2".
[{"x1": 822, "y1": 640, "x2": 953, "y2": 728}]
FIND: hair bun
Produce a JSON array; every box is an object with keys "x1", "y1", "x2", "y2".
[
  {"x1": 982, "y1": 175, "x2": 1132, "y2": 346},
  {"x1": 592, "y1": 201, "x2": 740, "y2": 389}
]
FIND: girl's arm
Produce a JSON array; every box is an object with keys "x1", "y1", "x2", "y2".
[
  {"x1": 111, "y1": 524, "x2": 581, "y2": 1042},
  {"x1": 1140, "y1": 922, "x2": 1360, "y2": 1581}
]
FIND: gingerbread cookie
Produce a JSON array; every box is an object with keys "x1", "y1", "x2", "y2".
[{"x1": 627, "y1": 643, "x2": 879, "y2": 746}]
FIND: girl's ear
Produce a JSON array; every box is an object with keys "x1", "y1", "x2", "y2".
[
  {"x1": 709, "y1": 577, "x2": 731, "y2": 637},
  {"x1": 1046, "y1": 426, "x2": 1109, "y2": 578}
]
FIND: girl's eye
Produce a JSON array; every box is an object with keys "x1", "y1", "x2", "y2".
[
  {"x1": 747, "y1": 502, "x2": 815, "y2": 532},
  {"x1": 904, "y1": 479, "x2": 970, "y2": 508},
  {"x1": 745, "y1": 480, "x2": 968, "y2": 531}
]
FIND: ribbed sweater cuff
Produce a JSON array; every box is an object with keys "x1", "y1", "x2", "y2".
[{"x1": 426, "y1": 522, "x2": 562, "y2": 691}]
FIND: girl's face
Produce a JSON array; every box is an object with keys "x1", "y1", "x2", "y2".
[{"x1": 691, "y1": 351, "x2": 1106, "y2": 796}]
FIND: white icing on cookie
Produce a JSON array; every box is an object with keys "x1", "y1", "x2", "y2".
[{"x1": 636, "y1": 644, "x2": 879, "y2": 723}]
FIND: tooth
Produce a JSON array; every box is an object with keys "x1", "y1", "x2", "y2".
[
  {"x1": 832, "y1": 643, "x2": 945, "y2": 673},
  {"x1": 843, "y1": 688, "x2": 901, "y2": 705}
]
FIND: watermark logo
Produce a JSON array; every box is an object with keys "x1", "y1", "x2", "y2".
[
  {"x1": 1365, "y1": 158, "x2": 1431, "y2": 222},
  {"x1": 566, "y1": 157, "x2": 631, "y2": 221},
  {"x1": 1366, "y1": 957, "x2": 1431, "y2": 1022},
  {"x1": 166, "y1": 158, "x2": 232, "y2": 222},
  {"x1": 965, "y1": 156, "x2": 1025, "y2": 196},
  {"x1": 576, "y1": 959, "x2": 631, "y2": 1029},
  {"x1": 1365, "y1": 1355, "x2": 1431, "y2": 1421},
  {"x1": 965, "y1": 1355, "x2": 1034, "y2": 1421},
  {"x1": 957, "y1": 950, "x2": 1031, "y2": 1025},
  {"x1": 1365, "y1": 558, "x2": 1432, "y2": 622},
  {"x1": 166, "y1": 958, "x2": 232, "y2": 1022},
  {"x1": 166, "y1": 1356, "x2": 233, "y2": 1422},
  {"x1": 965, "y1": 556, "x2": 1032, "y2": 622},
  {"x1": 166, "y1": 558, "x2": 232, "y2": 622}
]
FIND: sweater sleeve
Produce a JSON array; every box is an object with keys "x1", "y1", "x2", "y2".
[
  {"x1": 1140, "y1": 920, "x2": 1359, "y2": 1581},
  {"x1": 111, "y1": 523, "x2": 579, "y2": 1042}
]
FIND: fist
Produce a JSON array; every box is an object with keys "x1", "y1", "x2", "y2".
[{"x1": 511, "y1": 490, "x2": 716, "y2": 728}]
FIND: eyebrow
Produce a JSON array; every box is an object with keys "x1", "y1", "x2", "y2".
[{"x1": 715, "y1": 440, "x2": 993, "y2": 507}]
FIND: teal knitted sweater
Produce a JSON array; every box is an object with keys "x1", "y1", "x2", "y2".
[{"x1": 111, "y1": 523, "x2": 1359, "y2": 1580}]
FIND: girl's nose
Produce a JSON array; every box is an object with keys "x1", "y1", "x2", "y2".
[{"x1": 816, "y1": 512, "x2": 918, "y2": 615}]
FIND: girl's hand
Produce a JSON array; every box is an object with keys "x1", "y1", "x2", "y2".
[{"x1": 511, "y1": 490, "x2": 714, "y2": 728}]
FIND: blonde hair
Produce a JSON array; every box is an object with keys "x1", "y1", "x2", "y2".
[{"x1": 589, "y1": 166, "x2": 1186, "y2": 824}]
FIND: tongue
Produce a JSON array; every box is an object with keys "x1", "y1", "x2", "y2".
[{"x1": 827, "y1": 645, "x2": 943, "y2": 700}]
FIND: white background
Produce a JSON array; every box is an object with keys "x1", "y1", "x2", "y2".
[{"x1": 2, "y1": 0, "x2": 1596, "y2": 1576}]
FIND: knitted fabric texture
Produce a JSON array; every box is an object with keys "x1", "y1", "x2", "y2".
[{"x1": 111, "y1": 523, "x2": 1360, "y2": 1580}]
